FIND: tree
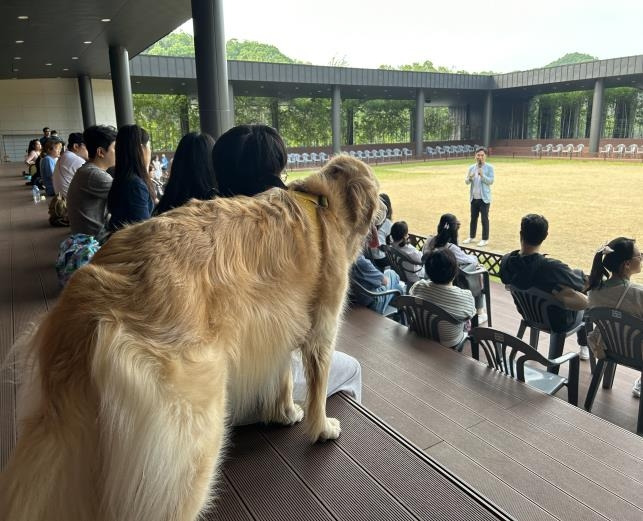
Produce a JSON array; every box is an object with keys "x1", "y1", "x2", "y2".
[{"x1": 544, "y1": 52, "x2": 597, "y2": 68}]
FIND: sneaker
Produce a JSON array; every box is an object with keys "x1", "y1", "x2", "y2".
[
  {"x1": 477, "y1": 240, "x2": 489, "y2": 247},
  {"x1": 579, "y1": 345, "x2": 590, "y2": 360},
  {"x1": 633, "y1": 377, "x2": 641, "y2": 399},
  {"x1": 462, "y1": 237, "x2": 474, "y2": 244},
  {"x1": 477, "y1": 312, "x2": 488, "y2": 325}
]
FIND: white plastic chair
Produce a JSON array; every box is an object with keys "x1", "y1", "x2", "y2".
[
  {"x1": 402, "y1": 147, "x2": 412, "y2": 160},
  {"x1": 612, "y1": 144, "x2": 626, "y2": 158},
  {"x1": 531, "y1": 144, "x2": 542, "y2": 157},
  {"x1": 598, "y1": 143, "x2": 612, "y2": 159},
  {"x1": 551, "y1": 144, "x2": 563, "y2": 156},
  {"x1": 572, "y1": 143, "x2": 584, "y2": 157},
  {"x1": 541, "y1": 144, "x2": 553, "y2": 156}
]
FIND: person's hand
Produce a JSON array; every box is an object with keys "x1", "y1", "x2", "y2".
[{"x1": 382, "y1": 276, "x2": 389, "y2": 286}]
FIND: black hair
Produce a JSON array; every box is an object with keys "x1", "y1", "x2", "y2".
[
  {"x1": 26, "y1": 139, "x2": 39, "y2": 153},
  {"x1": 424, "y1": 247, "x2": 458, "y2": 284},
  {"x1": 108, "y1": 124, "x2": 153, "y2": 210},
  {"x1": 213, "y1": 124, "x2": 287, "y2": 197},
  {"x1": 475, "y1": 146, "x2": 486, "y2": 154},
  {"x1": 520, "y1": 214, "x2": 549, "y2": 246},
  {"x1": 42, "y1": 127, "x2": 50, "y2": 133},
  {"x1": 433, "y1": 213, "x2": 459, "y2": 248},
  {"x1": 83, "y1": 125, "x2": 117, "y2": 160},
  {"x1": 379, "y1": 193, "x2": 393, "y2": 220},
  {"x1": 588, "y1": 237, "x2": 636, "y2": 290},
  {"x1": 389, "y1": 221, "x2": 409, "y2": 246},
  {"x1": 155, "y1": 132, "x2": 217, "y2": 215}
]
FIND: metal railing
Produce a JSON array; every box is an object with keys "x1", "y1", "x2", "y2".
[{"x1": 408, "y1": 233, "x2": 504, "y2": 277}]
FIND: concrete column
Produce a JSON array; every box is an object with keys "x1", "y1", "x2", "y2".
[
  {"x1": 108, "y1": 46, "x2": 134, "y2": 128},
  {"x1": 228, "y1": 81, "x2": 235, "y2": 127},
  {"x1": 415, "y1": 89, "x2": 425, "y2": 157},
  {"x1": 271, "y1": 99, "x2": 279, "y2": 131},
  {"x1": 191, "y1": 0, "x2": 231, "y2": 138},
  {"x1": 77, "y1": 75, "x2": 95, "y2": 129},
  {"x1": 482, "y1": 90, "x2": 493, "y2": 147},
  {"x1": 332, "y1": 86, "x2": 341, "y2": 154},
  {"x1": 588, "y1": 79, "x2": 605, "y2": 154}
]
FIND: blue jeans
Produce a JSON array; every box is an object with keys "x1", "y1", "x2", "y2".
[{"x1": 371, "y1": 269, "x2": 405, "y2": 314}]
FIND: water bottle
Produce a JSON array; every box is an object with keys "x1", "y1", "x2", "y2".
[{"x1": 32, "y1": 185, "x2": 40, "y2": 204}]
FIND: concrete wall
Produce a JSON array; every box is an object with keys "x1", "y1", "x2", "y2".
[{"x1": 0, "y1": 78, "x2": 116, "y2": 161}]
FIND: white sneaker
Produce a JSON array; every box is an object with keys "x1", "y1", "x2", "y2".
[
  {"x1": 462, "y1": 237, "x2": 474, "y2": 244},
  {"x1": 633, "y1": 377, "x2": 641, "y2": 399},
  {"x1": 477, "y1": 312, "x2": 488, "y2": 325},
  {"x1": 477, "y1": 240, "x2": 488, "y2": 247},
  {"x1": 579, "y1": 346, "x2": 590, "y2": 360}
]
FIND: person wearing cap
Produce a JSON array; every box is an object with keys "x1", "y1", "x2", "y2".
[{"x1": 53, "y1": 132, "x2": 88, "y2": 197}]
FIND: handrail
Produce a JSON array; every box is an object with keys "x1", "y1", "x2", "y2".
[{"x1": 408, "y1": 233, "x2": 504, "y2": 277}]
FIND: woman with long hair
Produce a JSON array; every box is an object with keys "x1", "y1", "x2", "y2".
[
  {"x1": 388, "y1": 220, "x2": 425, "y2": 284},
  {"x1": 423, "y1": 213, "x2": 487, "y2": 323},
  {"x1": 155, "y1": 132, "x2": 217, "y2": 215},
  {"x1": 107, "y1": 124, "x2": 154, "y2": 232},
  {"x1": 587, "y1": 237, "x2": 642, "y2": 397}
]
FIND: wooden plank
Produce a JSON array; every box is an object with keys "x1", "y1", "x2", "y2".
[
  {"x1": 361, "y1": 386, "x2": 442, "y2": 450},
  {"x1": 508, "y1": 401, "x2": 643, "y2": 481},
  {"x1": 220, "y1": 426, "x2": 336, "y2": 521},
  {"x1": 427, "y1": 442, "x2": 558, "y2": 521},
  {"x1": 469, "y1": 421, "x2": 643, "y2": 521},
  {"x1": 478, "y1": 406, "x2": 643, "y2": 510},
  {"x1": 429, "y1": 431, "x2": 609, "y2": 521}
]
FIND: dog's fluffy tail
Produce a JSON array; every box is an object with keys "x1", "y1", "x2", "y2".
[{"x1": 2, "y1": 317, "x2": 228, "y2": 521}]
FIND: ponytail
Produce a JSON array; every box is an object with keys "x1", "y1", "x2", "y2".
[{"x1": 588, "y1": 237, "x2": 636, "y2": 291}]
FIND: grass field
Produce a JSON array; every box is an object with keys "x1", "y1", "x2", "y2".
[{"x1": 292, "y1": 157, "x2": 643, "y2": 283}]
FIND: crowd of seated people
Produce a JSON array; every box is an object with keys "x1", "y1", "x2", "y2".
[{"x1": 21, "y1": 123, "x2": 640, "y2": 401}]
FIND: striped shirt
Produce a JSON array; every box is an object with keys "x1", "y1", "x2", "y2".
[{"x1": 410, "y1": 281, "x2": 475, "y2": 348}]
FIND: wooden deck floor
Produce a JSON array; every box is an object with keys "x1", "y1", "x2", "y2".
[{"x1": 1, "y1": 161, "x2": 642, "y2": 520}]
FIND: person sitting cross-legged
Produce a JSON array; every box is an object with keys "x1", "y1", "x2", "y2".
[
  {"x1": 410, "y1": 247, "x2": 476, "y2": 348},
  {"x1": 351, "y1": 250, "x2": 406, "y2": 315}
]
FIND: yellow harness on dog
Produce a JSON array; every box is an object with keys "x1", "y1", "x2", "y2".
[{"x1": 291, "y1": 190, "x2": 328, "y2": 246}]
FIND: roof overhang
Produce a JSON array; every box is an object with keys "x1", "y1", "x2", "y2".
[{"x1": 0, "y1": 0, "x2": 191, "y2": 80}]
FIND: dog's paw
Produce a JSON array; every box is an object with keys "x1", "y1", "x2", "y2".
[
  {"x1": 317, "y1": 417, "x2": 341, "y2": 441},
  {"x1": 284, "y1": 403, "x2": 304, "y2": 425}
]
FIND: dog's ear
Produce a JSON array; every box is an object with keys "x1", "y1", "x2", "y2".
[{"x1": 322, "y1": 155, "x2": 379, "y2": 232}]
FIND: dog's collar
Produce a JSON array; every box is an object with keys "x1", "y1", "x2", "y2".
[{"x1": 291, "y1": 190, "x2": 328, "y2": 209}]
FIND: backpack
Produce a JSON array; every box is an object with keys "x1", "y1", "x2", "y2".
[{"x1": 48, "y1": 193, "x2": 69, "y2": 227}]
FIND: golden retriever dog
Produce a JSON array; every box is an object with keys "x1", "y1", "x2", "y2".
[{"x1": 0, "y1": 155, "x2": 381, "y2": 521}]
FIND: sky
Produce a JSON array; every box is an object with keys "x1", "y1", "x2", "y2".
[{"x1": 178, "y1": 0, "x2": 643, "y2": 73}]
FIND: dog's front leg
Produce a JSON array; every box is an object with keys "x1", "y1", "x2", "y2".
[
  {"x1": 301, "y1": 320, "x2": 341, "y2": 442},
  {"x1": 264, "y1": 360, "x2": 304, "y2": 425}
]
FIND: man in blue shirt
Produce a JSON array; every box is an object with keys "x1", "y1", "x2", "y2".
[
  {"x1": 462, "y1": 147, "x2": 494, "y2": 247},
  {"x1": 351, "y1": 254, "x2": 405, "y2": 314}
]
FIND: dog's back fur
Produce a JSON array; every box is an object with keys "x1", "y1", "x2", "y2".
[{"x1": 0, "y1": 156, "x2": 381, "y2": 521}]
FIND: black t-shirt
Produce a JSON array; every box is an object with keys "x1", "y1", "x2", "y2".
[{"x1": 500, "y1": 251, "x2": 585, "y2": 331}]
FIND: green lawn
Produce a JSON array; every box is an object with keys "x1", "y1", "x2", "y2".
[{"x1": 291, "y1": 157, "x2": 643, "y2": 283}]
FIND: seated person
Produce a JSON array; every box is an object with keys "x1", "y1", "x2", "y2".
[
  {"x1": 66, "y1": 125, "x2": 117, "y2": 237},
  {"x1": 388, "y1": 220, "x2": 425, "y2": 284},
  {"x1": 41, "y1": 137, "x2": 63, "y2": 196},
  {"x1": 351, "y1": 251, "x2": 405, "y2": 315},
  {"x1": 24, "y1": 139, "x2": 41, "y2": 171},
  {"x1": 423, "y1": 213, "x2": 487, "y2": 323},
  {"x1": 53, "y1": 132, "x2": 88, "y2": 197},
  {"x1": 410, "y1": 248, "x2": 476, "y2": 348},
  {"x1": 370, "y1": 193, "x2": 393, "y2": 271},
  {"x1": 500, "y1": 214, "x2": 588, "y2": 357},
  {"x1": 107, "y1": 125, "x2": 155, "y2": 232},
  {"x1": 155, "y1": 132, "x2": 217, "y2": 215},
  {"x1": 587, "y1": 237, "x2": 642, "y2": 397},
  {"x1": 213, "y1": 123, "x2": 363, "y2": 408}
]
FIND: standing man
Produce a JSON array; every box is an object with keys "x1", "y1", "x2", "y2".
[
  {"x1": 39, "y1": 126, "x2": 52, "y2": 147},
  {"x1": 462, "y1": 147, "x2": 494, "y2": 247}
]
